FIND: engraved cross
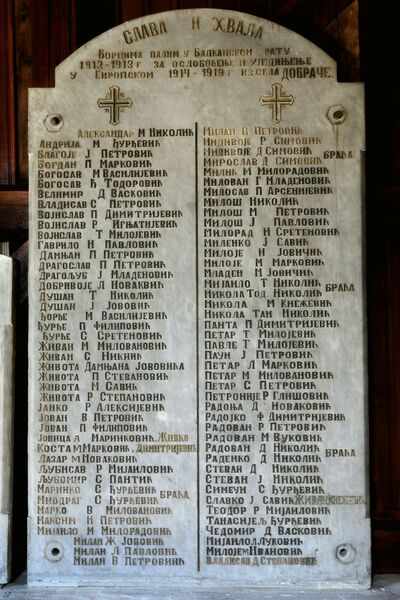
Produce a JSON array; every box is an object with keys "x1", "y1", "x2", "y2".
[
  {"x1": 97, "y1": 85, "x2": 132, "y2": 125},
  {"x1": 259, "y1": 83, "x2": 295, "y2": 123}
]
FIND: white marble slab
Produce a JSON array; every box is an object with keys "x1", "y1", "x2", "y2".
[
  {"x1": 28, "y1": 9, "x2": 368, "y2": 588},
  {"x1": 0, "y1": 255, "x2": 14, "y2": 583},
  {"x1": 2, "y1": 574, "x2": 399, "y2": 599}
]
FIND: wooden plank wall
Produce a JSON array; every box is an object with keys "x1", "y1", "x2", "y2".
[
  {"x1": 361, "y1": 1, "x2": 400, "y2": 574},
  {"x1": 0, "y1": 0, "x2": 398, "y2": 574}
]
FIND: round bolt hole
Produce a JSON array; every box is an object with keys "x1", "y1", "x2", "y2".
[
  {"x1": 333, "y1": 110, "x2": 344, "y2": 120},
  {"x1": 327, "y1": 105, "x2": 347, "y2": 125},
  {"x1": 45, "y1": 541, "x2": 64, "y2": 562},
  {"x1": 335, "y1": 543, "x2": 356, "y2": 564},
  {"x1": 44, "y1": 114, "x2": 64, "y2": 132}
]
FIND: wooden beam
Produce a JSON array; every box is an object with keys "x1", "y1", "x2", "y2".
[
  {"x1": 119, "y1": 0, "x2": 152, "y2": 20},
  {"x1": 0, "y1": 189, "x2": 29, "y2": 230},
  {"x1": 0, "y1": 0, "x2": 16, "y2": 184},
  {"x1": 274, "y1": 0, "x2": 355, "y2": 35},
  {"x1": 15, "y1": 0, "x2": 77, "y2": 183},
  {"x1": 373, "y1": 530, "x2": 400, "y2": 573},
  {"x1": 319, "y1": 1, "x2": 361, "y2": 81},
  {"x1": 368, "y1": 186, "x2": 400, "y2": 572}
]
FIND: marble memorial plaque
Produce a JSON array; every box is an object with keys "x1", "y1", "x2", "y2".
[
  {"x1": 0, "y1": 254, "x2": 14, "y2": 583},
  {"x1": 28, "y1": 9, "x2": 369, "y2": 588}
]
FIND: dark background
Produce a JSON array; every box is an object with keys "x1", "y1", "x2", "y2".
[{"x1": 0, "y1": 0, "x2": 399, "y2": 576}]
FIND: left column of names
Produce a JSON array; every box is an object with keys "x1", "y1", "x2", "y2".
[{"x1": 31, "y1": 124, "x2": 198, "y2": 578}]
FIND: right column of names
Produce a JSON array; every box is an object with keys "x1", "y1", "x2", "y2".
[{"x1": 199, "y1": 123, "x2": 362, "y2": 572}]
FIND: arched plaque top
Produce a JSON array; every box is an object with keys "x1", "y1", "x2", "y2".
[{"x1": 55, "y1": 8, "x2": 337, "y2": 85}]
